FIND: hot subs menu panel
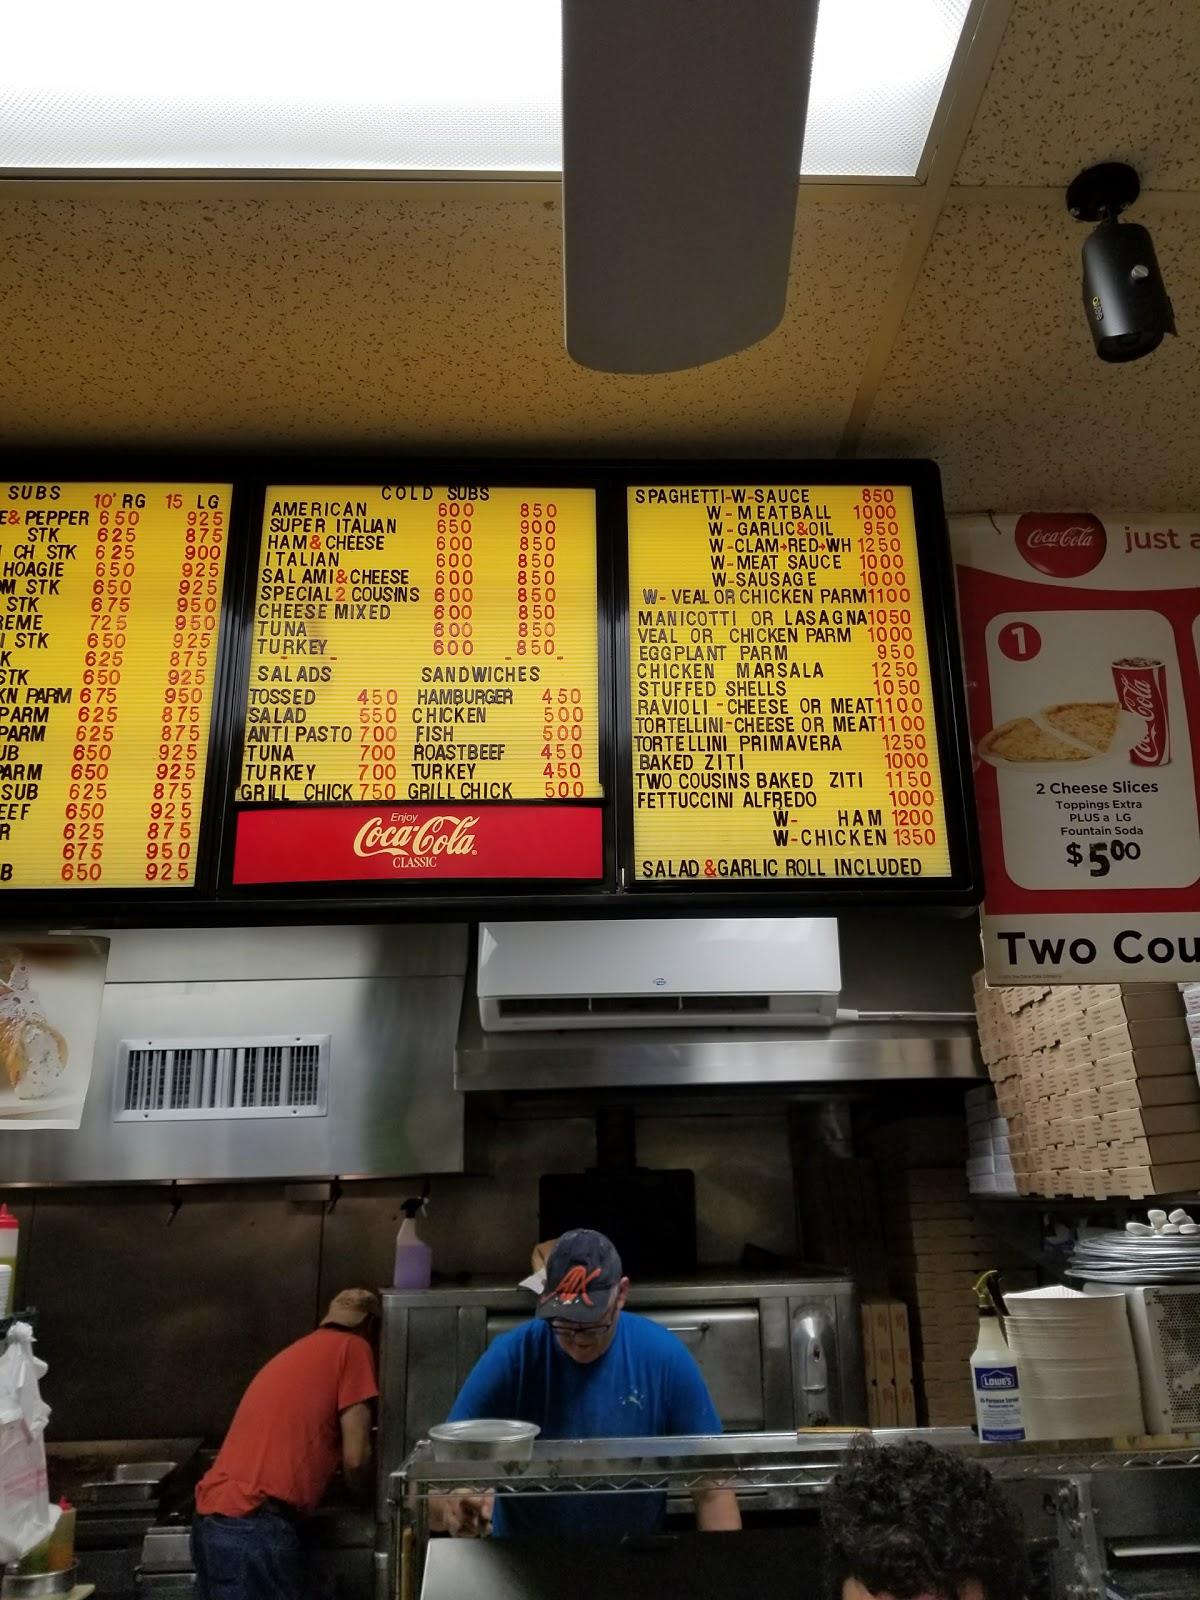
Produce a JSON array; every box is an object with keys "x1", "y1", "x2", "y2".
[
  {"x1": 625, "y1": 479, "x2": 962, "y2": 890},
  {"x1": 0, "y1": 481, "x2": 231, "y2": 890},
  {"x1": 231, "y1": 484, "x2": 604, "y2": 886}
]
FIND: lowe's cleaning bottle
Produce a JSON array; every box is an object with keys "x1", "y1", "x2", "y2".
[{"x1": 970, "y1": 1270, "x2": 1025, "y2": 1443}]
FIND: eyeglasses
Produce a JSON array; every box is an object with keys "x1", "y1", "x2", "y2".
[{"x1": 550, "y1": 1307, "x2": 618, "y2": 1345}]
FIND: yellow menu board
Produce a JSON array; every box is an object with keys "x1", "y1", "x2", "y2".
[
  {"x1": 627, "y1": 483, "x2": 952, "y2": 883},
  {"x1": 0, "y1": 481, "x2": 231, "y2": 889},
  {"x1": 240, "y1": 486, "x2": 600, "y2": 804}
]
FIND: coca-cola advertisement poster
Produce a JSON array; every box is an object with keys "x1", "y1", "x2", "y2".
[
  {"x1": 953, "y1": 512, "x2": 1200, "y2": 982},
  {"x1": 232, "y1": 804, "x2": 604, "y2": 885}
]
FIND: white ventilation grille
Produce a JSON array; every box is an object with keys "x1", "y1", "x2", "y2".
[
  {"x1": 114, "y1": 1036, "x2": 330, "y2": 1122},
  {"x1": 1153, "y1": 1291, "x2": 1200, "y2": 1432}
]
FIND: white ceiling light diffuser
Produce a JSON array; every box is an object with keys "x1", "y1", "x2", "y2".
[{"x1": 1, "y1": 0, "x2": 972, "y2": 179}]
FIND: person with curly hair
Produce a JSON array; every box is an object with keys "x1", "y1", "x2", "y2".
[{"x1": 821, "y1": 1440, "x2": 1030, "y2": 1600}]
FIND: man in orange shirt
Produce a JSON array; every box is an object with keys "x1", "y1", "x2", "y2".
[{"x1": 192, "y1": 1288, "x2": 381, "y2": 1600}]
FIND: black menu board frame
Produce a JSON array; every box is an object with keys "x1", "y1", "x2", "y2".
[
  {"x1": 0, "y1": 449, "x2": 250, "y2": 920},
  {"x1": 0, "y1": 453, "x2": 979, "y2": 924},
  {"x1": 613, "y1": 458, "x2": 979, "y2": 906},
  {"x1": 218, "y1": 461, "x2": 622, "y2": 908}
]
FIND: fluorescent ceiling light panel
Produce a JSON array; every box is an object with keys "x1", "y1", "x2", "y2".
[{"x1": 1, "y1": 0, "x2": 970, "y2": 178}]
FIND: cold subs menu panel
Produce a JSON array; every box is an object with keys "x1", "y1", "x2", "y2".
[
  {"x1": 0, "y1": 481, "x2": 231, "y2": 889},
  {"x1": 232, "y1": 484, "x2": 604, "y2": 885},
  {"x1": 626, "y1": 482, "x2": 954, "y2": 886}
]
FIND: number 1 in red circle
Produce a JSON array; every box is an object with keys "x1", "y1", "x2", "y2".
[{"x1": 998, "y1": 621, "x2": 1042, "y2": 662}]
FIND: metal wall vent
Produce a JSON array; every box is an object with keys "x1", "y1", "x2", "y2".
[{"x1": 113, "y1": 1035, "x2": 330, "y2": 1122}]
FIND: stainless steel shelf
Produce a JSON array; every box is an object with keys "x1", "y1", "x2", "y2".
[{"x1": 389, "y1": 1429, "x2": 1200, "y2": 1504}]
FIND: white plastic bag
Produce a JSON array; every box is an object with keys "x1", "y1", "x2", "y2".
[{"x1": 0, "y1": 1321, "x2": 58, "y2": 1564}]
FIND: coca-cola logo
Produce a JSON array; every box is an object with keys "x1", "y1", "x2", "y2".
[
  {"x1": 353, "y1": 812, "x2": 479, "y2": 863},
  {"x1": 1015, "y1": 513, "x2": 1107, "y2": 578},
  {"x1": 1122, "y1": 679, "x2": 1155, "y2": 718}
]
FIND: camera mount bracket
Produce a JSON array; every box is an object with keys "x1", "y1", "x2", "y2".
[{"x1": 1067, "y1": 161, "x2": 1141, "y2": 223}]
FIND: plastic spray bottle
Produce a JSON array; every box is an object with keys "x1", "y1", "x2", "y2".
[
  {"x1": 970, "y1": 1269, "x2": 1025, "y2": 1443},
  {"x1": 392, "y1": 1193, "x2": 432, "y2": 1290}
]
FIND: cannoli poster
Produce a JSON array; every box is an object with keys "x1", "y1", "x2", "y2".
[
  {"x1": 0, "y1": 938, "x2": 107, "y2": 1129},
  {"x1": 953, "y1": 512, "x2": 1200, "y2": 983}
]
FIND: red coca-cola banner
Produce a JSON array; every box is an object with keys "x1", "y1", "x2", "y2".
[{"x1": 233, "y1": 804, "x2": 604, "y2": 885}]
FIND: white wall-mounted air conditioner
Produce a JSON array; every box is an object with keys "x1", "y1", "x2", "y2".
[{"x1": 477, "y1": 918, "x2": 841, "y2": 1032}]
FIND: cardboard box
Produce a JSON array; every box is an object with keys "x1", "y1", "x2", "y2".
[
  {"x1": 1098, "y1": 1073, "x2": 1200, "y2": 1113},
  {"x1": 874, "y1": 1119, "x2": 968, "y2": 1165},
  {"x1": 1094, "y1": 1044, "x2": 1197, "y2": 1080},
  {"x1": 895, "y1": 1379, "x2": 918, "y2": 1427},
  {"x1": 965, "y1": 1086, "x2": 992, "y2": 1122},
  {"x1": 868, "y1": 1301, "x2": 895, "y2": 1384},
  {"x1": 1137, "y1": 1102, "x2": 1200, "y2": 1136},
  {"x1": 1110, "y1": 1130, "x2": 1200, "y2": 1166},
  {"x1": 888, "y1": 1302, "x2": 913, "y2": 1383},
  {"x1": 1092, "y1": 1019, "x2": 1192, "y2": 1056},
  {"x1": 1083, "y1": 985, "x2": 1185, "y2": 1022},
  {"x1": 887, "y1": 1217, "x2": 991, "y2": 1244},
  {"x1": 920, "y1": 1357, "x2": 974, "y2": 1386},
  {"x1": 917, "y1": 1331, "x2": 980, "y2": 1361},
  {"x1": 860, "y1": 1299, "x2": 876, "y2": 1361},
  {"x1": 888, "y1": 1200, "x2": 976, "y2": 1223},
  {"x1": 1109, "y1": 1161, "x2": 1200, "y2": 1197},
  {"x1": 874, "y1": 1380, "x2": 899, "y2": 1429}
]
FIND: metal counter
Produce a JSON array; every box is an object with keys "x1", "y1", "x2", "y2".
[{"x1": 389, "y1": 1430, "x2": 1200, "y2": 1600}]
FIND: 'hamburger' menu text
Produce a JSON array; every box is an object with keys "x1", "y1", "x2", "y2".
[{"x1": 240, "y1": 486, "x2": 601, "y2": 807}]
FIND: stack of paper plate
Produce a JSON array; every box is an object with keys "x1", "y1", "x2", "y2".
[{"x1": 1005, "y1": 1286, "x2": 1145, "y2": 1440}]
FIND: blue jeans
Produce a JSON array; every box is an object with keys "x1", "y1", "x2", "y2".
[{"x1": 191, "y1": 1508, "x2": 306, "y2": 1600}]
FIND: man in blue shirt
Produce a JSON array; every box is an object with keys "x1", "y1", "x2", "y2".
[{"x1": 431, "y1": 1230, "x2": 741, "y2": 1540}]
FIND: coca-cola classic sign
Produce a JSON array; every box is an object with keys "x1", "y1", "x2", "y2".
[
  {"x1": 353, "y1": 811, "x2": 480, "y2": 865},
  {"x1": 1015, "y1": 513, "x2": 1107, "y2": 578},
  {"x1": 233, "y1": 803, "x2": 603, "y2": 884}
]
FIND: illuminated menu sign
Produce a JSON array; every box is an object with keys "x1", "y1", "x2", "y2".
[
  {"x1": 626, "y1": 482, "x2": 953, "y2": 885},
  {"x1": 232, "y1": 484, "x2": 604, "y2": 885},
  {"x1": 0, "y1": 481, "x2": 231, "y2": 890}
]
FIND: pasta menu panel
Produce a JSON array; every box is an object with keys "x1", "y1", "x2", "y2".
[
  {"x1": 626, "y1": 482, "x2": 954, "y2": 886},
  {"x1": 0, "y1": 481, "x2": 230, "y2": 890},
  {"x1": 232, "y1": 484, "x2": 605, "y2": 885}
]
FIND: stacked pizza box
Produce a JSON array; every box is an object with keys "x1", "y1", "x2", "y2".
[
  {"x1": 965, "y1": 1083, "x2": 1017, "y2": 1195},
  {"x1": 974, "y1": 973, "x2": 1199, "y2": 1199},
  {"x1": 1181, "y1": 986, "x2": 1200, "y2": 1071},
  {"x1": 874, "y1": 1118, "x2": 1029, "y2": 1428},
  {"x1": 860, "y1": 1297, "x2": 917, "y2": 1429}
]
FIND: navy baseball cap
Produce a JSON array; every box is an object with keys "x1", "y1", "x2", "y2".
[{"x1": 537, "y1": 1229, "x2": 624, "y2": 1325}]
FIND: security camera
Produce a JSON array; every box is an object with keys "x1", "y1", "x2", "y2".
[{"x1": 1067, "y1": 162, "x2": 1176, "y2": 362}]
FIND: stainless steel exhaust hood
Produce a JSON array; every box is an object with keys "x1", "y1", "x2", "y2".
[{"x1": 3, "y1": 924, "x2": 469, "y2": 1185}]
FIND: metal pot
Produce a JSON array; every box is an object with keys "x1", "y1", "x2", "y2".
[
  {"x1": 427, "y1": 1421, "x2": 540, "y2": 1462},
  {"x1": 1, "y1": 1564, "x2": 78, "y2": 1597}
]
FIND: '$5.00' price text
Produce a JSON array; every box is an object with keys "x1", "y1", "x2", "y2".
[{"x1": 1065, "y1": 839, "x2": 1143, "y2": 877}]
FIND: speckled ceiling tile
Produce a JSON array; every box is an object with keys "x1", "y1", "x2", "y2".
[
  {"x1": 859, "y1": 200, "x2": 1200, "y2": 511},
  {"x1": 0, "y1": 187, "x2": 916, "y2": 453},
  {"x1": 955, "y1": 0, "x2": 1200, "y2": 190}
]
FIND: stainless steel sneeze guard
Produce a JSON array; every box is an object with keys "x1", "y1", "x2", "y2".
[
  {"x1": 388, "y1": 1429, "x2": 1200, "y2": 1600},
  {"x1": 390, "y1": 1429, "x2": 1200, "y2": 1502}
]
